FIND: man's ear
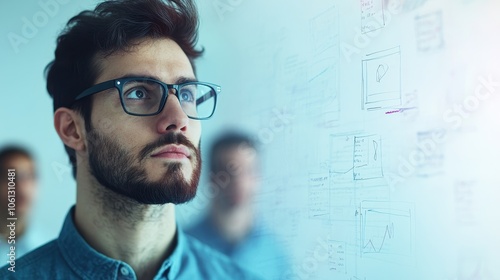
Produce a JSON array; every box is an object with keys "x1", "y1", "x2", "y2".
[{"x1": 54, "y1": 108, "x2": 87, "y2": 152}]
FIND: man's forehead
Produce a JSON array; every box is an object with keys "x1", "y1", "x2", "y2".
[{"x1": 94, "y1": 38, "x2": 196, "y2": 84}]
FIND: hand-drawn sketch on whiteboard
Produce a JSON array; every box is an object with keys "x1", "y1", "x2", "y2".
[
  {"x1": 330, "y1": 134, "x2": 356, "y2": 184},
  {"x1": 361, "y1": 0, "x2": 386, "y2": 34},
  {"x1": 415, "y1": 11, "x2": 444, "y2": 52},
  {"x1": 330, "y1": 134, "x2": 383, "y2": 182},
  {"x1": 310, "y1": 5, "x2": 339, "y2": 56},
  {"x1": 359, "y1": 201, "x2": 414, "y2": 264},
  {"x1": 308, "y1": 6, "x2": 340, "y2": 126},
  {"x1": 328, "y1": 240, "x2": 347, "y2": 274},
  {"x1": 453, "y1": 180, "x2": 477, "y2": 226},
  {"x1": 354, "y1": 135, "x2": 383, "y2": 180},
  {"x1": 308, "y1": 172, "x2": 330, "y2": 219},
  {"x1": 362, "y1": 46, "x2": 402, "y2": 110},
  {"x1": 416, "y1": 129, "x2": 445, "y2": 178},
  {"x1": 398, "y1": 0, "x2": 429, "y2": 12}
]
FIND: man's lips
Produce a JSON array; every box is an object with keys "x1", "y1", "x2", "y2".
[{"x1": 151, "y1": 145, "x2": 190, "y2": 159}]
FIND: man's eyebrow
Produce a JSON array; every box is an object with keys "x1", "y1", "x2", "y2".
[
  {"x1": 175, "y1": 76, "x2": 198, "y2": 84},
  {"x1": 116, "y1": 74, "x2": 198, "y2": 84},
  {"x1": 119, "y1": 74, "x2": 161, "y2": 80}
]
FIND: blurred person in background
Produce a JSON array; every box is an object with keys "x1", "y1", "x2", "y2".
[
  {"x1": 186, "y1": 131, "x2": 289, "y2": 279},
  {"x1": 0, "y1": 145, "x2": 46, "y2": 259}
]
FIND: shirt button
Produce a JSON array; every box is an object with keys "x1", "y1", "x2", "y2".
[{"x1": 120, "y1": 266, "x2": 130, "y2": 276}]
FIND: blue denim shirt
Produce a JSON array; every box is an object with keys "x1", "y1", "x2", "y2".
[{"x1": 0, "y1": 207, "x2": 260, "y2": 280}]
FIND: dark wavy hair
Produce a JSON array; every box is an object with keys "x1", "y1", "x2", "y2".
[{"x1": 45, "y1": 0, "x2": 203, "y2": 178}]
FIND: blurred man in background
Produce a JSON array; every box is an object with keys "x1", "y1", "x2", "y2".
[
  {"x1": 186, "y1": 131, "x2": 289, "y2": 279},
  {"x1": 0, "y1": 146, "x2": 45, "y2": 259}
]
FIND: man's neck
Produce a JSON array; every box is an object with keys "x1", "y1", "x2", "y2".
[{"x1": 75, "y1": 181, "x2": 177, "y2": 280}]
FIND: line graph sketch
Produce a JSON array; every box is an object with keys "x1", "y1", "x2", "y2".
[
  {"x1": 362, "y1": 46, "x2": 402, "y2": 110},
  {"x1": 359, "y1": 201, "x2": 414, "y2": 263},
  {"x1": 330, "y1": 134, "x2": 356, "y2": 184},
  {"x1": 363, "y1": 222, "x2": 394, "y2": 253}
]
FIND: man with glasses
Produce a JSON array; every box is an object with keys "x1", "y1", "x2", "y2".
[{"x1": 0, "y1": 0, "x2": 258, "y2": 279}]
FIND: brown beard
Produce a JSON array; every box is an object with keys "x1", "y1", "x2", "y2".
[{"x1": 87, "y1": 129, "x2": 201, "y2": 205}]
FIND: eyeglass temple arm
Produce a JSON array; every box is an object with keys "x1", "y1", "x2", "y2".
[
  {"x1": 195, "y1": 86, "x2": 221, "y2": 106},
  {"x1": 75, "y1": 80, "x2": 117, "y2": 101}
]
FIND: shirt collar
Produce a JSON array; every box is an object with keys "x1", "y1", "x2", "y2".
[
  {"x1": 57, "y1": 206, "x2": 186, "y2": 280},
  {"x1": 58, "y1": 206, "x2": 124, "y2": 279},
  {"x1": 162, "y1": 227, "x2": 185, "y2": 278}
]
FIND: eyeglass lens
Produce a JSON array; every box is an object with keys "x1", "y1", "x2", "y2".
[{"x1": 121, "y1": 79, "x2": 216, "y2": 118}]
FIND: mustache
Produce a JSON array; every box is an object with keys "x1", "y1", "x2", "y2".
[{"x1": 139, "y1": 133, "x2": 197, "y2": 160}]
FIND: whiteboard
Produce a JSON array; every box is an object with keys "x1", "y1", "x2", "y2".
[{"x1": 183, "y1": 0, "x2": 500, "y2": 279}]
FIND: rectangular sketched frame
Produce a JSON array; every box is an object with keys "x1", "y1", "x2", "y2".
[
  {"x1": 359, "y1": 201, "x2": 414, "y2": 263},
  {"x1": 362, "y1": 46, "x2": 402, "y2": 110},
  {"x1": 353, "y1": 134, "x2": 383, "y2": 180},
  {"x1": 308, "y1": 172, "x2": 330, "y2": 220},
  {"x1": 415, "y1": 10, "x2": 444, "y2": 52},
  {"x1": 307, "y1": 5, "x2": 341, "y2": 125}
]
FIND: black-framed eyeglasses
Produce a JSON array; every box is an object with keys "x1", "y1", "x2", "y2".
[{"x1": 74, "y1": 77, "x2": 221, "y2": 120}]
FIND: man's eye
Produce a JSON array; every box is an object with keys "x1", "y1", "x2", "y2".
[
  {"x1": 126, "y1": 88, "x2": 148, "y2": 99},
  {"x1": 180, "y1": 90, "x2": 195, "y2": 102}
]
